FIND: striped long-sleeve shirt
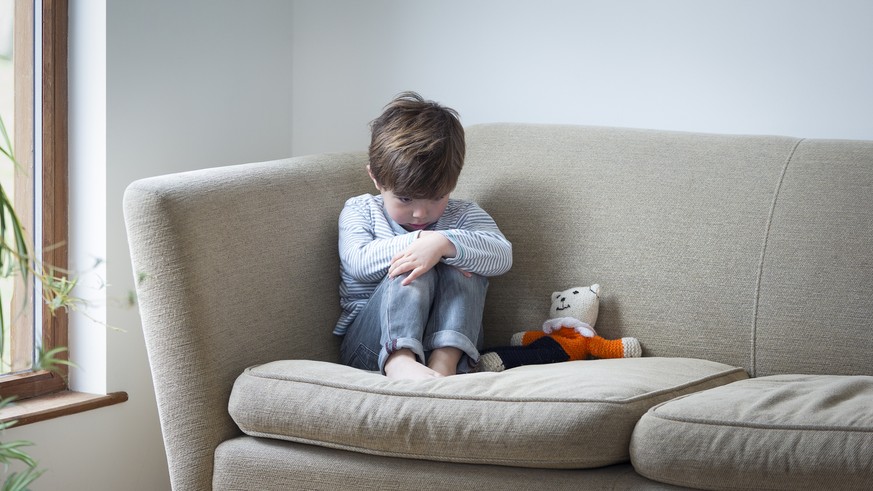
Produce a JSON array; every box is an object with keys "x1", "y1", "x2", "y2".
[{"x1": 334, "y1": 193, "x2": 513, "y2": 336}]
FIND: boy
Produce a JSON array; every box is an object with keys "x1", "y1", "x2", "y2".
[{"x1": 335, "y1": 92, "x2": 512, "y2": 380}]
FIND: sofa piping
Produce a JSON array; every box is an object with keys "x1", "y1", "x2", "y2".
[{"x1": 750, "y1": 138, "x2": 805, "y2": 378}]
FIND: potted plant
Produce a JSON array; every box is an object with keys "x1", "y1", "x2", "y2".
[{"x1": 0, "y1": 112, "x2": 78, "y2": 490}]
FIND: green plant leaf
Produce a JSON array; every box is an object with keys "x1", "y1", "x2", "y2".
[
  {"x1": 34, "y1": 346, "x2": 78, "y2": 374},
  {"x1": 2, "y1": 466, "x2": 44, "y2": 491},
  {"x1": 0, "y1": 114, "x2": 15, "y2": 170},
  {"x1": 0, "y1": 443, "x2": 37, "y2": 468}
]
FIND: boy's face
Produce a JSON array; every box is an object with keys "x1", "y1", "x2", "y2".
[
  {"x1": 381, "y1": 189, "x2": 450, "y2": 232},
  {"x1": 369, "y1": 166, "x2": 450, "y2": 232}
]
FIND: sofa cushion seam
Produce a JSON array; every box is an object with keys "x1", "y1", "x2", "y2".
[
  {"x1": 239, "y1": 430, "x2": 616, "y2": 467},
  {"x1": 645, "y1": 412, "x2": 873, "y2": 432},
  {"x1": 751, "y1": 138, "x2": 805, "y2": 377},
  {"x1": 240, "y1": 366, "x2": 747, "y2": 404}
]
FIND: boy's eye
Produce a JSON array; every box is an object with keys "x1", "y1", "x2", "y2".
[{"x1": 397, "y1": 197, "x2": 413, "y2": 204}]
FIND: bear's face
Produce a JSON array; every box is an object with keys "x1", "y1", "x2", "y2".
[{"x1": 549, "y1": 284, "x2": 601, "y2": 326}]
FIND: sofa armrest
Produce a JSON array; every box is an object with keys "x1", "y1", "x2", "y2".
[{"x1": 124, "y1": 152, "x2": 369, "y2": 490}]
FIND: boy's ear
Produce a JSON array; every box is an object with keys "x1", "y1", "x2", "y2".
[{"x1": 366, "y1": 165, "x2": 383, "y2": 191}]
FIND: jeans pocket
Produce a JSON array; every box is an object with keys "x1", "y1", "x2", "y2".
[{"x1": 347, "y1": 343, "x2": 379, "y2": 371}]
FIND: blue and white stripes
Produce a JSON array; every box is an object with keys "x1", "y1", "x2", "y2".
[{"x1": 334, "y1": 194, "x2": 512, "y2": 336}]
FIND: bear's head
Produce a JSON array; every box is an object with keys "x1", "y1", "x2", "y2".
[{"x1": 549, "y1": 284, "x2": 601, "y2": 327}]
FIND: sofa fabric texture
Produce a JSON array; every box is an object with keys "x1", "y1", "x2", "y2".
[
  {"x1": 230, "y1": 358, "x2": 747, "y2": 469},
  {"x1": 213, "y1": 437, "x2": 689, "y2": 491},
  {"x1": 631, "y1": 375, "x2": 873, "y2": 490},
  {"x1": 124, "y1": 124, "x2": 873, "y2": 490},
  {"x1": 753, "y1": 141, "x2": 873, "y2": 376}
]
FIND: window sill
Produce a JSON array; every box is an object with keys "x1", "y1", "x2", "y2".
[{"x1": 0, "y1": 390, "x2": 128, "y2": 427}]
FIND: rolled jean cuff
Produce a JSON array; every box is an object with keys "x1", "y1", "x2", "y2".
[
  {"x1": 378, "y1": 337, "x2": 426, "y2": 374},
  {"x1": 426, "y1": 330, "x2": 480, "y2": 374}
]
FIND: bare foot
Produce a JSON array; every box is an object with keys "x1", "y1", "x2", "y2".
[
  {"x1": 384, "y1": 349, "x2": 443, "y2": 380},
  {"x1": 427, "y1": 347, "x2": 463, "y2": 376}
]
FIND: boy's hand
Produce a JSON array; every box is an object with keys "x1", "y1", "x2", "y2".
[{"x1": 389, "y1": 232, "x2": 469, "y2": 285}]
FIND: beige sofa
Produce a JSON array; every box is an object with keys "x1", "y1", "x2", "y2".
[{"x1": 124, "y1": 124, "x2": 873, "y2": 490}]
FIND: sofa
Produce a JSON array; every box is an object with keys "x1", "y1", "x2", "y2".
[{"x1": 124, "y1": 123, "x2": 873, "y2": 490}]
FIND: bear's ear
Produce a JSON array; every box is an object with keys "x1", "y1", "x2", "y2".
[{"x1": 589, "y1": 284, "x2": 601, "y2": 298}]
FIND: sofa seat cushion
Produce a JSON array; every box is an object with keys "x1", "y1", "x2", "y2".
[
  {"x1": 630, "y1": 374, "x2": 873, "y2": 490},
  {"x1": 229, "y1": 357, "x2": 746, "y2": 469}
]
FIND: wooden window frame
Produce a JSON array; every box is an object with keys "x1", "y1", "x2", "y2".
[{"x1": 0, "y1": 0, "x2": 68, "y2": 401}]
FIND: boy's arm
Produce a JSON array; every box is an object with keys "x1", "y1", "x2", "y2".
[
  {"x1": 388, "y1": 232, "x2": 460, "y2": 286},
  {"x1": 338, "y1": 203, "x2": 416, "y2": 282},
  {"x1": 438, "y1": 202, "x2": 513, "y2": 277}
]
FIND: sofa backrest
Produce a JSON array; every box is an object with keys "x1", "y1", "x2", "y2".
[{"x1": 455, "y1": 124, "x2": 872, "y2": 377}]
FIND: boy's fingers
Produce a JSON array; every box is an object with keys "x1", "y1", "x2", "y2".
[
  {"x1": 389, "y1": 257, "x2": 415, "y2": 279},
  {"x1": 402, "y1": 267, "x2": 423, "y2": 286}
]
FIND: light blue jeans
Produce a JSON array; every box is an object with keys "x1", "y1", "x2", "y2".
[{"x1": 339, "y1": 263, "x2": 488, "y2": 374}]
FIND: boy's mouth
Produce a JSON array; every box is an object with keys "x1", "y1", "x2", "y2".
[{"x1": 407, "y1": 223, "x2": 430, "y2": 231}]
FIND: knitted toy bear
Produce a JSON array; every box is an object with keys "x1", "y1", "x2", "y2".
[{"x1": 478, "y1": 284, "x2": 642, "y2": 372}]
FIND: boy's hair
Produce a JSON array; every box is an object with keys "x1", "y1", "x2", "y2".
[{"x1": 368, "y1": 92, "x2": 465, "y2": 199}]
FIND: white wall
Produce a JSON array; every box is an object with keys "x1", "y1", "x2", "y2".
[
  {"x1": 7, "y1": 1, "x2": 873, "y2": 490},
  {"x1": 291, "y1": 0, "x2": 873, "y2": 156}
]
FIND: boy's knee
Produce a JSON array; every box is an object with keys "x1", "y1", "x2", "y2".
[
  {"x1": 385, "y1": 268, "x2": 438, "y2": 297},
  {"x1": 403, "y1": 267, "x2": 439, "y2": 287},
  {"x1": 436, "y1": 264, "x2": 488, "y2": 290}
]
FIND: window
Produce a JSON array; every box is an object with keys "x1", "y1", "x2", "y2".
[{"x1": 0, "y1": 0, "x2": 69, "y2": 401}]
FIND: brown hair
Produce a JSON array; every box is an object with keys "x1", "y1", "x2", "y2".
[{"x1": 368, "y1": 92, "x2": 465, "y2": 199}]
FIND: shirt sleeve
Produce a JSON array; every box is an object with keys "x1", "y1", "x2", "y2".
[
  {"x1": 338, "y1": 199, "x2": 415, "y2": 282},
  {"x1": 440, "y1": 202, "x2": 513, "y2": 277}
]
